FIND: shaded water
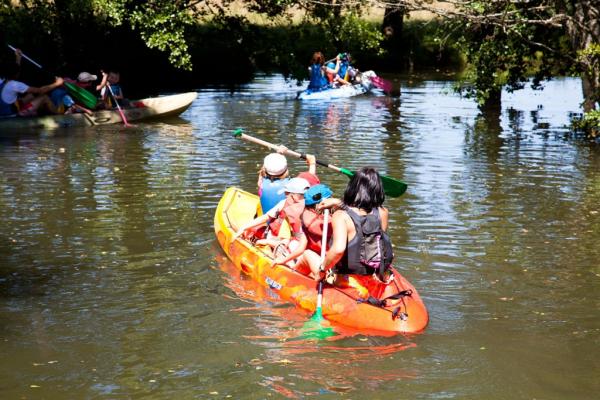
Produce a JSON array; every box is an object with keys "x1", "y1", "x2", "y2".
[{"x1": 1, "y1": 75, "x2": 599, "y2": 399}]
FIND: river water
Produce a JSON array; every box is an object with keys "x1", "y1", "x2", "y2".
[{"x1": 1, "y1": 75, "x2": 598, "y2": 399}]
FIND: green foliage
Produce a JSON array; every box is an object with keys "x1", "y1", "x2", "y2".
[
  {"x1": 90, "y1": 0, "x2": 195, "y2": 70},
  {"x1": 572, "y1": 109, "x2": 600, "y2": 139},
  {"x1": 448, "y1": 1, "x2": 576, "y2": 107},
  {"x1": 128, "y1": 2, "x2": 194, "y2": 70},
  {"x1": 337, "y1": 13, "x2": 384, "y2": 56},
  {"x1": 400, "y1": 18, "x2": 464, "y2": 69}
]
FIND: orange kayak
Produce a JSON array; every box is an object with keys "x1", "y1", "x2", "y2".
[{"x1": 214, "y1": 187, "x2": 429, "y2": 334}]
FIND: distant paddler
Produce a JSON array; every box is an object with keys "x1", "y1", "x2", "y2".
[{"x1": 0, "y1": 47, "x2": 64, "y2": 117}]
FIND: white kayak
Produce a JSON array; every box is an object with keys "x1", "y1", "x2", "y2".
[{"x1": 297, "y1": 70, "x2": 378, "y2": 100}]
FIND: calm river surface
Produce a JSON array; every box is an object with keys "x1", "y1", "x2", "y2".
[{"x1": 1, "y1": 75, "x2": 599, "y2": 399}]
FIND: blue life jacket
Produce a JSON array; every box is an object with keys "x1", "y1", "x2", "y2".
[
  {"x1": 109, "y1": 84, "x2": 122, "y2": 97},
  {"x1": 338, "y1": 60, "x2": 350, "y2": 81},
  {"x1": 260, "y1": 177, "x2": 289, "y2": 213},
  {"x1": 307, "y1": 64, "x2": 327, "y2": 91},
  {"x1": 0, "y1": 81, "x2": 17, "y2": 116},
  {"x1": 50, "y1": 87, "x2": 74, "y2": 108}
]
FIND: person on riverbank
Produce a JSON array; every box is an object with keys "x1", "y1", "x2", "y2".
[
  {"x1": 0, "y1": 60, "x2": 64, "y2": 117},
  {"x1": 258, "y1": 151, "x2": 319, "y2": 214},
  {"x1": 320, "y1": 167, "x2": 394, "y2": 297},
  {"x1": 307, "y1": 52, "x2": 328, "y2": 91}
]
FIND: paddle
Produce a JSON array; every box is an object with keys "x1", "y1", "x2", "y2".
[
  {"x1": 302, "y1": 209, "x2": 335, "y2": 339},
  {"x1": 106, "y1": 82, "x2": 133, "y2": 127},
  {"x1": 232, "y1": 129, "x2": 407, "y2": 197},
  {"x1": 7, "y1": 44, "x2": 98, "y2": 109}
]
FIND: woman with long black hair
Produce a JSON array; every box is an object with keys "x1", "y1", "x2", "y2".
[{"x1": 321, "y1": 167, "x2": 394, "y2": 296}]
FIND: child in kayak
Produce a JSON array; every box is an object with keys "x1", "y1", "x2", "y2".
[
  {"x1": 97, "y1": 70, "x2": 128, "y2": 108},
  {"x1": 50, "y1": 72, "x2": 97, "y2": 115},
  {"x1": 325, "y1": 55, "x2": 350, "y2": 88},
  {"x1": 233, "y1": 177, "x2": 311, "y2": 266},
  {"x1": 292, "y1": 184, "x2": 335, "y2": 279},
  {"x1": 258, "y1": 151, "x2": 319, "y2": 214}
]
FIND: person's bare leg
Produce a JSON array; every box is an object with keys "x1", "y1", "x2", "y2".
[
  {"x1": 295, "y1": 249, "x2": 322, "y2": 280},
  {"x1": 28, "y1": 95, "x2": 59, "y2": 114}
]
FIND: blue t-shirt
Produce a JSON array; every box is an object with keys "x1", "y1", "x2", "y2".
[{"x1": 260, "y1": 177, "x2": 289, "y2": 213}]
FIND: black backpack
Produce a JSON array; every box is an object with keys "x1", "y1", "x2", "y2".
[{"x1": 343, "y1": 208, "x2": 394, "y2": 280}]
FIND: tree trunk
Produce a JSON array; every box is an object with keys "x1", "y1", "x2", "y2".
[
  {"x1": 561, "y1": 0, "x2": 600, "y2": 111},
  {"x1": 581, "y1": 72, "x2": 599, "y2": 112},
  {"x1": 382, "y1": 2, "x2": 406, "y2": 64},
  {"x1": 481, "y1": 88, "x2": 502, "y2": 112}
]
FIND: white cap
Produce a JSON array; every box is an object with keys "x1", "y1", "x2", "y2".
[
  {"x1": 263, "y1": 153, "x2": 287, "y2": 176},
  {"x1": 77, "y1": 72, "x2": 97, "y2": 82},
  {"x1": 278, "y1": 177, "x2": 310, "y2": 194}
]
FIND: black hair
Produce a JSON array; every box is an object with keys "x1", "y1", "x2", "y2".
[{"x1": 342, "y1": 167, "x2": 385, "y2": 213}]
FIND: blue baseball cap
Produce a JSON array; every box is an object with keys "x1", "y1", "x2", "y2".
[
  {"x1": 326, "y1": 62, "x2": 336, "y2": 69},
  {"x1": 304, "y1": 184, "x2": 333, "y2": 206}
]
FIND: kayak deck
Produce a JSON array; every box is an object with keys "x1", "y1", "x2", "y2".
[{"x1": 214, "y1": 187, "x2": 429, "y2": 334}]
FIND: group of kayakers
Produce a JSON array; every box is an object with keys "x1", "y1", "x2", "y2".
[
  {"x1": 0, "y1": 47, "x2": 125, "y2": 118},
  {"x1": 233, "y1": 150, "x2": 394, "y2": 294},
  {"x1": 307, "y1": 51, "x2": 360, "y2": 92}
]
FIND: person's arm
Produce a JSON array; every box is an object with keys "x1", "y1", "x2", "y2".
[
  {"x1": 305, "y1": 154, "x2": 316, "y2": 175},
  {"x1": 26, "y1": 77, "x2": 64, "y2": 95},
  {"x1": 96, "y1": 71, "x2": 108, "y2": 91},
  {"x1": 379, "y1": 206, "x2": 389, "y2": 231},
  {"x1": 323, "y1": 210, "x2": 348, "y2": 270},
  {"x1": 232, "y1": 213, "x2": 271, "y2": 241},
  {"x1": 331, "y1": 57, "x2": 341, "y2": 74},
  {"x1": 14, "y1": 48, "x2": 22, "y2": 66},
  {"x1": 316, "y1": 197, "x2": 341, "y2": 212}
]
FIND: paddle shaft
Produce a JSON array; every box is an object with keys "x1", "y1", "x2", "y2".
[
  {"x1": 233, "y1": 129, "x2": 408, "y2": 197},
  {"x1": 7, "y1": 45, "x2": 42, "y2": 68},
  {"x1": 315, "y1": 209, "x2": 330, "y2": 313},
  {"x1": 106, "y1": 83, "x2": 131, "y2": 127},
  {"x1": 234, "y1": 131, "x2": 346, "y2": 174}
]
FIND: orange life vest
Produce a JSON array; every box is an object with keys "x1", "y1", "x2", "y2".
[
  {"x1": 268, "y1": 197, "x2": 305, "y2": 238},
  {"x1": 301, "y1": 208, "x2": 332, "y2": 254}
]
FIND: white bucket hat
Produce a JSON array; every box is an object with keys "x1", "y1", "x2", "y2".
[
  {"x1": 264, "y1": 153, "x2": 287, "y2": 176},
  {"x1": 278, "y1": 177, "x2": 310, "y2": 194},
  {"x1": 77, "y1": 72, "x2": 97, "y2": 82}
]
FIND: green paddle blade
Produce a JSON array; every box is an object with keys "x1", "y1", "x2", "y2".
[
  {"x1": 341, "y1": 168, "x2": 408, "y2": 198},
  {"x1": 302, "y1": 307, "x2": 335, "y2": 340},
  {"x1": 381, "y1": 175, "x2": 407, "y2": 197},
  {"x1": 64, "y1": 82, "x2": 97, "y2": 109}
]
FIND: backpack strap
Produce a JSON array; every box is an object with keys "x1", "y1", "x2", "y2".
[{"x1": 356, "y1": 289, "x2": 413, "y2": 321}]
